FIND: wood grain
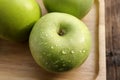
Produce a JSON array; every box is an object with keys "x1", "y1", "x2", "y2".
[{"x1": 105, "y1": 0, "x2": 120, "y2": 80}]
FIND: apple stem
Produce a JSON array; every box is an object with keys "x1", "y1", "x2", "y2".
[{"x1": 58, "y1": 29, "x2": 65, "y2": 36}]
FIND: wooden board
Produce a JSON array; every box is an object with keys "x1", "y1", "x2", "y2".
[
  {"x1": 0, "y1": 0, "x2": 106, "y2": 80},
  {"x1": 105, "y1": 0, "x2": 120, "y2": 79}
]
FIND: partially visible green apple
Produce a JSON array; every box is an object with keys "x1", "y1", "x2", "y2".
[
  {"x1": 43, "y1": 0, "x2": 94, "y2": 19},
  {"x1": 0, "y1": 0, "x2": 41, "y2": 41},
  {"x1": 29, "y1": 13, "x2": 91, "y2": 72}
]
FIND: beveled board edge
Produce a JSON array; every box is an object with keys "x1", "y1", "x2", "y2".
[{"x1": 95, "y1": 0, "x2": 106, "y2": 80}]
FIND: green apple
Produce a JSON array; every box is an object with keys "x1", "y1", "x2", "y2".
[
  {"x1": 0, "y1": 0, "x2": 41, "y2": 41},
  {"x1": 43, "y1": 0, "x2": 94, "y2": 19},
  {"x1": 29, "y1": 12, "x2": 91, "y2": 72}
]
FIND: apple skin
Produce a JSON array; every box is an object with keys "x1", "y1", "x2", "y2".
[
  {"x1": 43, "y1": 0, "x2": 94, "y2": 19},
  {"x1": 29, "y1": 12, "x2": 91, "y2": 72},
  {"x1": 0, "y1": 0, "x2": 41, "y2": 41}
]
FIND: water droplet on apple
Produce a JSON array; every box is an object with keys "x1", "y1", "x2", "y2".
[
  {"x1": 82, "y1": 50, "x2": 86, "y2": 53},
  {"x1": 79, "y1": 50, "x2": 82, "y2": 53},
  {"x1": 51, "y1": 46, "x2": 54, "y2": 49},
  {"x1": 62, "y1": 51, "x2": 67, "y2": 54},
  {"x1": 71, "y1": 50, "x2": 75, "y2": 54}
]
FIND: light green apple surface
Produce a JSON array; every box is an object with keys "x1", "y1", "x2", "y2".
[
  {"x1": 29, "y1": 13, "x2": 91, "y2": 72},
  {"x1": 0, "y1": 0, "x2": 41, "y2": 41},
  {"x1": 43, "y1": 0, "x2": 94, "y2": 19}
]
